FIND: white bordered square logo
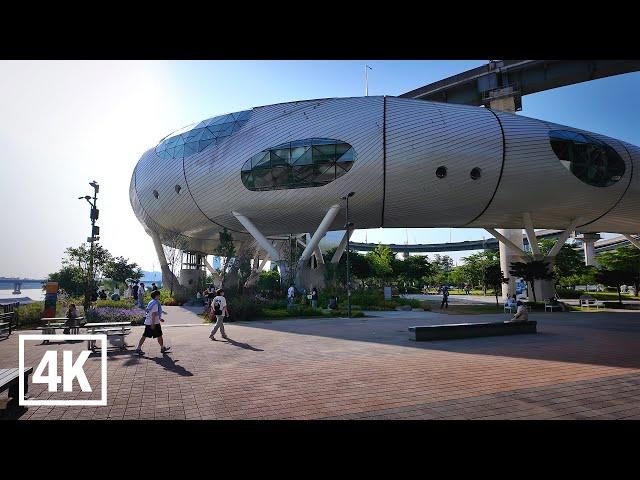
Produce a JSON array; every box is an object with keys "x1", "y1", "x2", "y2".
[{"x1": 19, "y1": 334, "x2": 108, "y2": 406}]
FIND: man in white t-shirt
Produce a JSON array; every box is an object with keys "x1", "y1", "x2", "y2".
[
  {"x1": 134, "y1": 290, "x2": 170, "y2": 355},
  {"x1": 209, "y1": 288, "x2": 228, "y2": 340}
]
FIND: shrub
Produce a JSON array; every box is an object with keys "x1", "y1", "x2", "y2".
[
  {"x1": 226, "y1": 297, "x2": 263, "y2": 322},
  {"x1": 16, "y1": 302, "x2": 44, "y2": 327},
  {"x1": 95, "y1": 298, "x2": 136, "y2": 309}
]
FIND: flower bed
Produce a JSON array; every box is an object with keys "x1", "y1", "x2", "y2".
[{"x1": 86, "y1": 307, "x2": 146, "y2": 325}]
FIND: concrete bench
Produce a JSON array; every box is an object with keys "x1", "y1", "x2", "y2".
[{"x1": 409, "y1": 320, "x2": 537, "y2": 341}]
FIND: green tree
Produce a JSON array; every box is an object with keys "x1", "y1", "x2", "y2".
[
  {"x1": 429, "y1": 254, "x2": 454, "y2": 286},
  {"x1": 395, "y1": 255, "x2": 431, "y2": 291},
  {"x1": 597, "y1": 246, "x2": 640, "y2": 296},
  {"x1": 104, "y1": 256, "x2": 143, "y2": 290},
  {"x1": 509, "y1": 260, "x2": 553, "y2": 302},
  {"x1": 324, "y1": 248, "x2": 371, "y2": 289},
  {"x1": 63, "y1": 243, "x2": 113, "y2": 282},
  {"x1": 538, "y1": 239, "x2": 587, "y2": 287},
  {"x1": 256, "y1": 269, "x2": 281, "y2": 294},
  {"x1": 214, "y1": 228, "x2": 236, "y2": 286},
  {"x1": 458, "y1": 251, "x2": 500, "y2": 294},
  {"x1": 47, "y1": 265, "x2": 86, "y2": 296},
  {"x1": 595, "y1": 268, "x2": 635, "y2": 306},
  {"x1": 483, "y1": 263, "x2": 508, "y2": 309},
  {"x1": 367, "y1": 244, "x2": 394, "y2": 286}
]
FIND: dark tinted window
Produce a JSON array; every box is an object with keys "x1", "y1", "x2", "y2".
[
  {"x1": 241, "y1": 139, "x2": 356, "y2": 191},
  {"x1": 549, "y1": 130, "x2": 625, "y2": 187}
]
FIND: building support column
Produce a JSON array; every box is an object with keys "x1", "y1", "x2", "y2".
[
  {"x1": 487, "y1": 228, "x2": 525, "y2": 300},
  {"x1": 623, "y1": 234, "x2": 640, "y2": 250},
  {"x1": 331, "y1": 227, "x2": 355, "y2": 264},
  {"x1": 298, "y1": 204, "x2": 341, "y2": 265},
  {"x1": 232, "y1": 211, "x2": 286, "y2": 279},
  {"x1": 294, "y1": 204, "x2": 341, "y2": 289},
  {"x1": 150, "y1": 231, "x2": 184, "y2": 295}
]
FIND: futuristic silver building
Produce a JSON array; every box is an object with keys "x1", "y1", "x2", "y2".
[{"x1": 129, "y1": 96, "x2": 639, "y2": 290}]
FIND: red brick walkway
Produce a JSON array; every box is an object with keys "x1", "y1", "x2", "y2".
[{"x1": 1, "y1": 310, "x2": 639, "y2": 420}]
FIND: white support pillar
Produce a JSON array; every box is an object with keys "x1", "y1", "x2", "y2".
[
  {"x1": 305, "y1": 233, "x2": 325, "y2": 267},
  {"x1": 487, "y1": 228, "x2": 525, "y2": 300},
  {"x1": 232, "y1": 212, "x2": 281, "y2": 262},
  {"x1": 150, "y1": 231, "x2": 182, "y2": 290},
  {"x1": 523, "y1": 212, "x2": 541, "y2": 257},
  {"x1": 244, "y1": 254, "x2": 271, "y2": 288},
  {"x1": 623, "y1": 234, "x2": 640, "y2": 250},
  {"x1": 547, "y1": 218, "x2": 580, "y2": 258},
  {"x1": 331, "y1": 228, "x2": 355, "y2": 264},
  {"x1": 298, "y1": 204, "x2": 341, "y2": 265}
]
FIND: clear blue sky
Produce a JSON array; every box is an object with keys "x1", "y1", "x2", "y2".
[{"x1": 1, "y1": 60, "x2": 639, "y2": 277}]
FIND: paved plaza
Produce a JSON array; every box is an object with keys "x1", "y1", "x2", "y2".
[{"x1": 1, "y1": 308, "x2": 640, "y2": 420}]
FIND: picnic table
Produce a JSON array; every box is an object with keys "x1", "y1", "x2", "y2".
[
  {"x1": 0, "y1": 367, "x2": 33, "y2": 407},
  {"x1": 84, "y1": 322, "x2": 132, "y2": 351},
  {"x1": 37, "y1": 317, "x2": 85, "y2": 343}
]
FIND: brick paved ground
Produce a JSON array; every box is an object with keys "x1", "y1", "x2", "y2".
[{"x1": 1, "y1": 309, "x2": 639, "y2": 420}]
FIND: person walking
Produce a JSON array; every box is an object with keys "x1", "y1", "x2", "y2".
[
  {"x1": 132, "y1": 282, "x2": 139, "y2": 304},
  {"x1": 134, "y1": 289, "x2": 171, "y2": 355},
  {"x1": 138, "y1": 282, "x2": 146, "y2": 308},
  {"x1": 151, "y1": 283, "x2": 158, "y2": 292},
  {"x1": 209, "y1": 288, "x2": 228, "y2": 340},
  {"x1": 311, "y1": 287, "x2": 318, "y2": 309},
  {"x1": 440, "y1": 286, "x2": 449, "y2": 309}
]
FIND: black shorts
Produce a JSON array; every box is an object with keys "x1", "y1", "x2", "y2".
[{"x1": 143, "y1": 324, "x2": 162, "y2": 338}]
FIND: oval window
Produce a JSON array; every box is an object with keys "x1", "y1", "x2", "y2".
[
  {"x1": 549, "y1": 130, "x2": 625, "y2": 187},
  {"x1": 241, "y1": 138, "x2": 356, "y2": 191},
  {"x1": 155, "y1": 110, "x2": 251, "y2": 160},
  {"x1": 435, "y1": 166, "x2": 447, "y2": 178}
]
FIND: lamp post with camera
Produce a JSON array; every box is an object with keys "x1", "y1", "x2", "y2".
[
  {"x1": 340, "y1": 191, "x2": 355, "y2": 318},
  {"x1": 78, "y1": 180, "x2": 100, "y2": 311}
]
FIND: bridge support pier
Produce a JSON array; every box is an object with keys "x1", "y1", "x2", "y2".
[{"x1": 577, "y1": 233, "x2": 601, "y2": 266}]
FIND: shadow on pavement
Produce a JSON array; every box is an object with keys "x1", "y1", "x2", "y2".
[
  {"x1": 221, "y1": 337, "x2": 263, "y2": 352},
  {"x1": 233, "y1": 311, "x2": 640, "y2": 369},
  {"x1": 151, "y1": 354, "x2": 193, "y2": 376}
]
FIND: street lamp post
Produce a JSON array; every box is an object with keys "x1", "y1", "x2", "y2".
[
  {"x1": 79, "y1": 181, "x2": 100, "y2": 311},
  {"x1": 341, "y1": 192, "x2": 355, "y2": 318}
]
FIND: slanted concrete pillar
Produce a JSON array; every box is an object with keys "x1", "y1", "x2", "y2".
[{"x1": 497, "y1": 228, "x2": 524, "y2": 300}]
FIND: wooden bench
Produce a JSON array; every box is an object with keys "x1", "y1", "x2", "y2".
[
  {"x1": 409, "y1": 320, "x2": 537, "y2": 341},
  {"x1": 0, "y1": 367, "x2": 34, "y2": 407}
]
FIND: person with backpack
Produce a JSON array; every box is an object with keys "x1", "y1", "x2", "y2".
[
  {"x1": 209, "y1": 288, "x2": 228, "y2": 340},
  {"x1": 134, "y1": 289, "x2": 171, "y2": 356}
]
